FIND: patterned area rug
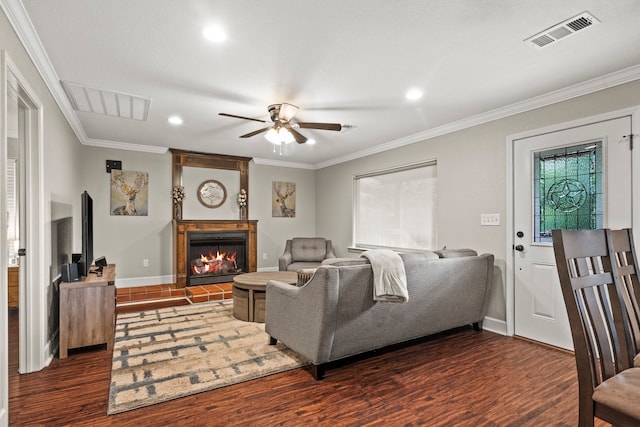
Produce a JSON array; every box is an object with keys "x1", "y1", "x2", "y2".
[{"x1": 108, "y1": 300, "x2": 308, "y2": 414}]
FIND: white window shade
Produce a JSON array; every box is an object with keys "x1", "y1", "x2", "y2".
[
  {"x1": 353, "y1": 161, "x2": 437, "y2": 251},
  {"x1": 7, "y1": 159, "x2": 19, "y2": 264}
]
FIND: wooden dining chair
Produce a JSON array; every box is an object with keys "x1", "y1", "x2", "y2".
[
  {"x1": 609, "y1": 228, "x2": 640, "y2": 367},
  {"x1": 552, "y1": 229, "x2": 640, "y2": 427}
]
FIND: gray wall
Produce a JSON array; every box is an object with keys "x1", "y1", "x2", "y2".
[
  {"x1": 78, "y1": 146, "x2": 173, "y2": 280},
  {"x1": 316, "y1": 79, "x2": 640, "y2": 323},
  {"x1": 249, "y1": 162, "x2": 316, "y2": 267},
  {"x1": 74, "y1": 151, "x2": 318, "y2": 280}
]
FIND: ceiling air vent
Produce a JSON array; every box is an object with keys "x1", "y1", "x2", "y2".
[
  {"x1": 525, "y1": 12, "x2": 600, "y2": 49},
  {"x1": 61, "y1": 81, "x2": 151, "y2": 121}
]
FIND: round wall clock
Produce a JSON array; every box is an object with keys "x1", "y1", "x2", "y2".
[{"x1": 197, "y1": 179, "x2": 227, "y2": 208}]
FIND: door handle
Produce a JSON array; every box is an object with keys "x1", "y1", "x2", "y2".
[
  {"x1": 18, "y1": 248, "x2": 26, "y2": 257},
  {"x1": 514, "y1": 245, "x2": 524, "y2": 252}
]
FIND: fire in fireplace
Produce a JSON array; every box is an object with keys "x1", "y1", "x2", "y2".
[
  {"x1": 187, "y1": 231, "x2": 248, "y2": 286},
  {"x1": 192, "y1": 251, "x2": 237, "y2": 275}
]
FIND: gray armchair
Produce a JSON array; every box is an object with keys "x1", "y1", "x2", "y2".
[{"x1": 278, "y1": 238, "x2": 336, "y2": 271}]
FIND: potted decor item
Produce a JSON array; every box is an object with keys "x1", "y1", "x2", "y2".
[
  {"x1": 238, "y1": 189, "x2": 247, "y2": 220},
  {"x1": 172, "y1": 185, "x2": 185, "y2": 219}
]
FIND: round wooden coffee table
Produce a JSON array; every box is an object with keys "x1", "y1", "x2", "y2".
[{"x1": 232, "y1": 271, "x2": 297, "y2": 322}]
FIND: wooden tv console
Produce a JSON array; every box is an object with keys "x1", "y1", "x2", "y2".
[{"x1": 59, "y1": 264, "x2": 116, "y2": 358}]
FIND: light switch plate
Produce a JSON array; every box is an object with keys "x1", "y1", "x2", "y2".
[{"x1": 481, "y1": 213, "x2": 501, "y2": 226}]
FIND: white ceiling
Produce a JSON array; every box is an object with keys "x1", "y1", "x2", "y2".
[{"x1": 5, "y1": 0, "x2": 640, "y2": 168}]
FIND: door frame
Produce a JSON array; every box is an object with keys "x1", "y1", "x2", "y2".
[
  {"x1": 506, "y1": 106, "x2": 640, "y2": 337},
  {"x1": 1, "y1": 51, "x2": 46, "y2": 385}
]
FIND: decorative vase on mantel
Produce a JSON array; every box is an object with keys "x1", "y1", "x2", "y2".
[
  {"x1": 239, "y1": 205, "x2": 247, "y2": 221},
  {"x1": 174, "y1": 203, "x2": 182, "y2": 220}
]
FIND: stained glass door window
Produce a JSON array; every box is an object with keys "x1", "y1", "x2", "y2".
[{"x1": 533, "y1": 141, "x2": 602, "y2": 242}]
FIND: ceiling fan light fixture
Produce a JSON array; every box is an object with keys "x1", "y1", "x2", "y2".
[
  {"x1": 278, "y1": 103, "x2": 298, "y2": 121},
  {"x1": 265, "y1": 128, "x2": 280, "y2": 144},
  {"x1": 221, "y1": 103, "x2": 343, "y2": 145},
  {"x1": 279, "y1": 128, "x2": 295, "y2": 144},
  {"x1": 265, "y1": 126, "x2": 295, "y2": 144}
]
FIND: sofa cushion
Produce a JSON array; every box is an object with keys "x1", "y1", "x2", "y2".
[
  {"x1": 291, "y1": 238, "x2": 328, "y2": 262},
  {"x1": 433, "y1": 248, "x2": 478, "y2": 258},
  {"x1": 321, "y1": 257, "x2": 370, "y2": 267},
  {"x1": 398, "y1": 251, "x2": 440, "y2": 263},
  {"x1": 286, "y1": 261, "x2": 324, "y2": 271}
]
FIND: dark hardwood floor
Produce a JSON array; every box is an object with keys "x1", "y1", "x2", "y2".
[{"x1": 8, "y1": 307, "x2": 610, "y2": 426}]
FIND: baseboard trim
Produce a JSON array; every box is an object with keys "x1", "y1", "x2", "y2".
[
  {"x1": 115, "y1": 275, "x2": 175, "y2": 288},
  {"x1": 44, "y1": 330, "x2": 57, "y2": 368},
  {"x1": 117, "y1": 297, "x2": 188, "y2": 306},
  {"x1": 116, "y1": 271, "x2": 282, "y2": 287},
  {"x1": 482, "y1": 316, "x2": 507, "y2": 335}
]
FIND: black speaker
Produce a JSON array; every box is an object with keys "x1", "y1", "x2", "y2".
[
  {"x1": 61, "y1": 263, "x2": 79, "y2": 282},
  {"x1": 95, "y1": 256, "x2": 107, "y2": 268}
]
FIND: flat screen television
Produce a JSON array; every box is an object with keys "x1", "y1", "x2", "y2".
[{"x1": 80, "y1": 191, "x2": 94, "y2": 277}]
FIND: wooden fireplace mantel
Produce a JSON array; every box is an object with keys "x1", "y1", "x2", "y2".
[{"x1": 174, "y1": 220, "x2": 258, "y2": 288}]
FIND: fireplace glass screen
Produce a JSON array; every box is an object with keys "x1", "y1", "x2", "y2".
[{"x1": 187, "y1": 231, "x2": 247, "y2": 285}]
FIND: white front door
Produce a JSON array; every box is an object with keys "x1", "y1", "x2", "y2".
[{"x1": 513, "y1": 116, "x2": 632, "y2": 350}]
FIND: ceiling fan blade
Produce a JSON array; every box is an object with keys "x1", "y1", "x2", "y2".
[
  {"x1": 239, "y1": 127, "x2": 271, "y2": 138},
  {"x1": 296, "y1": 122, "x2": 342, "y2": 131},
  {"x1": 287, "y1": 127, "x2": 308, "y2": 144},
  {"x1": 219, "y1": 113, "x2": 268, "y2": 123}
]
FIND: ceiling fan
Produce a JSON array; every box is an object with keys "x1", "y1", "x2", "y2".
[{"x1": 219, "y1": 103, "x2": 342, "y2": 144}]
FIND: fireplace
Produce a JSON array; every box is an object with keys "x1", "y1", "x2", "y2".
[
  {"x1": 188, "y1": 231, "x2": 247, "y2": 286},
  {"x1": 174, "y1": 220, "x2": 258, "y2": 288}
]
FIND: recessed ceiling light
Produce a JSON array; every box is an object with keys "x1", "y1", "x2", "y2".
[
  {"x1": 405, "y1": 88, "x2": 423, "y2": 101},
  {"x1": 203, "y1": 25, "x2": 227, "y2": 43},
  {"x1": 306, "y1": 138, "x2": 316, "y2": 145},
  {"x1": 168, "y1": 116, "x2": 183, "y2": 126}
]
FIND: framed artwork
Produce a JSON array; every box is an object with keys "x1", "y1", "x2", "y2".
[
  {"x1": 272, "y1": 181, "x2": 296, "y2": 217},
  {"x1": 111, "y1": 170, "x2": 149, "y2": 216}
]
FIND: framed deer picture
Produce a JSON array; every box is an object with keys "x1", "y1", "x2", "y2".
[
  {"x1": 272, "y1": 181, "x2": 296, "y2": 217},
  {"x1": 110, "y1": 170, "x2": 149, "y2": 216}
]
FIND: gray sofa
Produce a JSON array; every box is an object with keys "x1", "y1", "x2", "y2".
[
  {"x1": 278, "y1": 237, "x2": 336, "y2": 271},
  {"x1": 266, "y1": 250, "x2": 494, "y2": 379}
]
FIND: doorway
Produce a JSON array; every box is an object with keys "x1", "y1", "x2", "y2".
[
  {"x1": 506, "y1": 107, "x2": 640, "y2": 349},
  {"x1": 1, "y1": 52, "x2": 45, "y2": 426}
]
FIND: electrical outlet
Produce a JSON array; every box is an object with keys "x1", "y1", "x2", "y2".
[
  {"x1": 480, "y1": 213, "x2": 501, "y2": 226},
  {"x1": 262, "y1": 253, "x2": 268, "y2": 260},
  {"x1": 143, "y1": 259, "x2": 149, "y2": 267}
]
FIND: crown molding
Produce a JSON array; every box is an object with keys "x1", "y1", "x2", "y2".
[
  {"x1": 83, "y1": 138, "x2": 168, "y2": 154},
  {"x1": 1, "y1": 0, "x2": 88, "y2": 143},
  {"x1": 313, "y1": 64, "x2": 640, "y2": 169},
  {"x1": 252, "y1": 157, "x2": 315, "y2": 170}
]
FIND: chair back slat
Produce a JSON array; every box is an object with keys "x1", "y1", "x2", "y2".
[
  {"x1": 553, "y1": 229, "x2": 633, "y2": 393},
  {"x1": 609, "y1": 228, "x2": 640, "y2": 358},
  {"x1": 572, "y1": 272, "x2": 614, "y2": 290},
  {"x1": 581, "y1": 277, "x2": 622, "y2": 381}
]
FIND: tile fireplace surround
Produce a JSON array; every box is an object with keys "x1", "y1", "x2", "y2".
[{"x1": 174, "y1": 220, "x2": 258, "y2": 288}]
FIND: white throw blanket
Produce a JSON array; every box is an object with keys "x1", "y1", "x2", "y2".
[{"x1": 361, "y1": 249, "x2": 409, "y2": 303}]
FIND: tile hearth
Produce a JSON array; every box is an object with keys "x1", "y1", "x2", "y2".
[{"x1": 116, "y1": 283, "x2": 232, "y2": 312}]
